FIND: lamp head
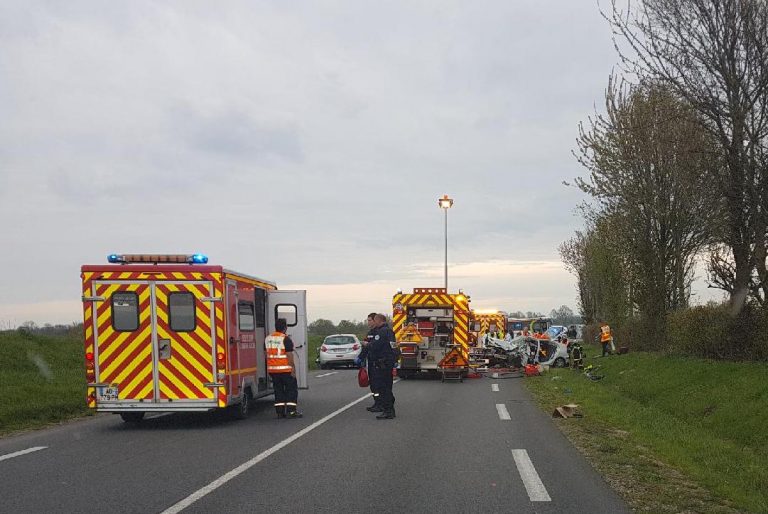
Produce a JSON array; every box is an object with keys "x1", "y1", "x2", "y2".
[{"x1": 438, "y1": 194, "x2": 454, "y2": 209}]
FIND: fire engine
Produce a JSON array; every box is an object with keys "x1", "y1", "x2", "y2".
[
  {"x1": 469, "y1": 309, "x2": 508, "y2": 343},
  {"x1": 392, "y1": 287, "x2": 470, "y2": 378},
  {"x1": 80, "y1": 253, "x2": 307, "y2": 422}
]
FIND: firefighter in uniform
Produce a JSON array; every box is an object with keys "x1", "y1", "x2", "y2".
[
  {"x1": 369, "y1": 313, "x2": 397, "y2": 420},
  {"x1": 266, "y1": 318, "x2": 302, "y2": 418},
  {"x1": 600, "y1": 322, "x2": 613, "y2": 357},
  {"x1": 355, "y1": 313, "x2": 381, "y2": 411}
]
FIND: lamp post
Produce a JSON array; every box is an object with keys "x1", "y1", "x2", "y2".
[{"x1": 438, "y1": 194, "x2": 454, "y2": 290}]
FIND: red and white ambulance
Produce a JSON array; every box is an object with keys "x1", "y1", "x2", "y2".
[{"x1": 80, "y1": 253, "x2": 307, "y2": 422}]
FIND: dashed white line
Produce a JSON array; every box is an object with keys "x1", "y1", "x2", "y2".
[
  {"x1": 0, "y1": 446, "x2": 47, "y2": 463},
  {"x1": 316, "y1": 372, "x2": 339, "y2": 378},
  {"x1": 491, "y1": 384, "x2": 499, "y2": 392},
  {"x1": 512, "y1": 449, "x2": 551, "y2": 502},
  {"x1": 496, "y1": 403, "x2": 511, "y2": 420}
]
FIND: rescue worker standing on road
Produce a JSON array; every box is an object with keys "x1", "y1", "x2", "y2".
[
  {"x1": 600, "y1": 322, "x2": 613, "y2": 357},
  {"x1": 266, "y1": 318, "x2": 302, "y2": 418},
  {"x1": 355, "y1": 313, "x2": 380, "y2": 411},
  {"x1": 369, "y1": 313, "x2": 397, "y2": 420}
]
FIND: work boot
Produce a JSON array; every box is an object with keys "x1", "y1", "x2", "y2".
[
  {"x1": 367, "y1": 405, "x2": 384, "y2": 413},
  {"x1": 287, "y1": 411, "x2": 303, "y2": 419},
  {"x1": 275, "y1": 406, "x2": 286, "y2": 418},
  {"x1": 376, "y1": 410, "x2": 395, "y2": 420}
]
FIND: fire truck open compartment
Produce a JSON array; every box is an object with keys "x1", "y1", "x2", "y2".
[{"x1": 409, "y1": 308, "x2": 455, "y2": 348}]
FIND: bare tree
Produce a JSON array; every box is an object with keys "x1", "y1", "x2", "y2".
[
  {"x1": 607, "y1": 0, "x2": 768, "y2": 308},
  {"x1": 575, "y1": 79, "x2": 719, "y2": 341}
]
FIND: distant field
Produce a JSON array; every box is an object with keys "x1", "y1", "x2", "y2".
[
  {"x1": 308, "y1": 334, "x2": 323, "y2": 370},
  {"x1": 524, "y1": 350, "x2": 768, "y2": 513},
  {"x1": 0, "y1": 331, "x2": 90, "y2": 436}
]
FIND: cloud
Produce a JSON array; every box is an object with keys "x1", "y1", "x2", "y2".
[{"x1": 0, "y1": 1, "x2": 666, "y2": 326}]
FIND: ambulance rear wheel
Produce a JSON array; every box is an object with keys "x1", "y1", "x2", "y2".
[
  {"x1": 234, "y1": 390, "x2": 252, "y2": 420},
  {"x1": 120, "y1": 412, "x2": 144, "y2": 423}
]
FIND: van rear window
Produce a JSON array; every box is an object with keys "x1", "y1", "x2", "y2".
[
  {"x1": 239, "y1": 301, "x2": 255, "y2": 331},
  {"x1": 112, "y1": 292, "x2": 139, "y2": 331},
  {"x1": 169, "y1": 292, "x2": 196, "y2": 332}
]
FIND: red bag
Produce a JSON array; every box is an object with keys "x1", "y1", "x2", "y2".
[{"x1": 357, "y1": 367, "x2": 369, "y2": 387}]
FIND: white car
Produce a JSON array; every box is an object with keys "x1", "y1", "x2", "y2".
[
  {"x1": 546, "y1": 325, "x2": 566, "y2": 340},
  {"x1": 318, "y1": 334, "x2": 362, "y2": 369}
]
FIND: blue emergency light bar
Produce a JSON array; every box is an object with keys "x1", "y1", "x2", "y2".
[{"x1": 107, "y1": 254, "x2": 209, "y2": 264}]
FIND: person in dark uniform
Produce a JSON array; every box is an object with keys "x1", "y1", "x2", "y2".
[
  {"x1": 355, "y1": 313, "x2": 381, "y2": 411},
  {"x1": 369, "y1": 313, "x2": 397, "y2": 420}
]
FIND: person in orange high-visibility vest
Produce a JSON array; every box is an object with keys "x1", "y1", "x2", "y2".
[
  {"x1": 600, "y1": 322, "x2": 613, "y2": 357},
  {"x1": 266, "y1": 318, "x2": 302, "y2": 418}
]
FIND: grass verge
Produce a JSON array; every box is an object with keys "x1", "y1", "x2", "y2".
[
  {"x1": 524, "y1": 350, "x2": 768, "y2": 513},
  {"x1": 0, "y1": 331, "x2": 91, "y2": 436}
]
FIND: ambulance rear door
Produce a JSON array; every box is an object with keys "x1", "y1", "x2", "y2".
[{"x1": 267, "y1": 290, "x2": 308, "y2": 389}]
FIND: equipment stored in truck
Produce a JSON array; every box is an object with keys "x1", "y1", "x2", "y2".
[{"x1": 81, "y1": 253, "x2": 308, "y2": 422}]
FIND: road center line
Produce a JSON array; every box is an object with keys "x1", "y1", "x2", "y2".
[
  {"x1": 511, "y1": 449, "x2": 551, "y2": 502},
  {"x1": 491, "y1": 384, "x2": 499, "y2": 392},
  {"x1": 316, "y1": 372, "x2": 338, "y2": 378},
  {"x1": 161, "y1": 391, "x2": 374, "y2": 514},
  {"x1": 0, "y1": 446, "x2": 47, "y2": 463},
  {"x1": 496, "y1": 403, "x2": 511, "y2": 420}
]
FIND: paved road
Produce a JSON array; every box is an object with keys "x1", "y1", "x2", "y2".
[{"x1": 0, "y1": 370, "x2": 629, "y2": 513}]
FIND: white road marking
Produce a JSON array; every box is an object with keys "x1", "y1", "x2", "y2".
[
  {"x1": 315, "y1": 372, "x2": 338, "y2": 378},
  {"x1": 491, "y1": 384, "x2": 499, "y2": 392},
  {"x1": 496, "y1": 403, "x2": 511, "y2": 420},
  {"x1": 512, "y1": 449, "x2": 551, "y2": 502},
  {"x1": 492, "y1": 372, "x2": 499, "y2": 378},
  {"x1": 163, "y1": 389, "x2": 379, "y2": 513},
  {"x1": 0, "y1": 446, "x2": 47, "y2": 463}
]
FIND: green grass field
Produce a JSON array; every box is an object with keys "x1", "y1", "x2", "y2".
[
  {"x1": 0, "y1": 331, "x2": 90, "y2": 435},
  {"x1": 524, "y1": 350, "x2": 768, "y2": 513}
]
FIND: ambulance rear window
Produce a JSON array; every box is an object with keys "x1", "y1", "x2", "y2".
[
  {"x1": 169, "y1": 292, "x2": 196, "y2": 332},
  {"x1": 112, "y1": 292, "x2": 139, "y2": 332},
  {"x1": 239, "y1": 301, "x2": 255, "y2": 331}
]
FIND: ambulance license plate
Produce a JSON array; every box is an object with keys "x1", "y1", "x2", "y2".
[{"x1": 97, "y1": 386, "x2": 119, "y2": 401}]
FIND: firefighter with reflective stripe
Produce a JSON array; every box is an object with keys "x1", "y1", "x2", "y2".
[
  {"x1": 266, "y1": 318, "x2": 302, "y2": 418},
  {"x1": 600, "y1": 322, "x2": 613, "y2": 357},
  {"x1": 369, "y1": 313, "x2": 397, "y2": 420}
]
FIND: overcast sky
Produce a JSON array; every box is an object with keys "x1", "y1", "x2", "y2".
[{"x1": 0, "y1": 1, "x2": 726, "y2": 327}]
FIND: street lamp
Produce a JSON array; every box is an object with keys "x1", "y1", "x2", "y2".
[{"x1": 438, "y1": 194, "x2": 454, "y2": 289}]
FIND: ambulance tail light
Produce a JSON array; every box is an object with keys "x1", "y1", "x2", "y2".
[
  {"x1": 216, "y1": 352, "x2": 226, "y2": 370},
  {"x1": 85, "y1": 352, "x2": 95, "y2": 382}
]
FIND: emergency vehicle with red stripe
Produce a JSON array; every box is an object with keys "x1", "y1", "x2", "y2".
[
  {"x1": 81, "y1": 253, "x2": 308, "y2": 422},
  {"x1": 392, "y1": 287, "x2": 470, "y2": 378}
]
